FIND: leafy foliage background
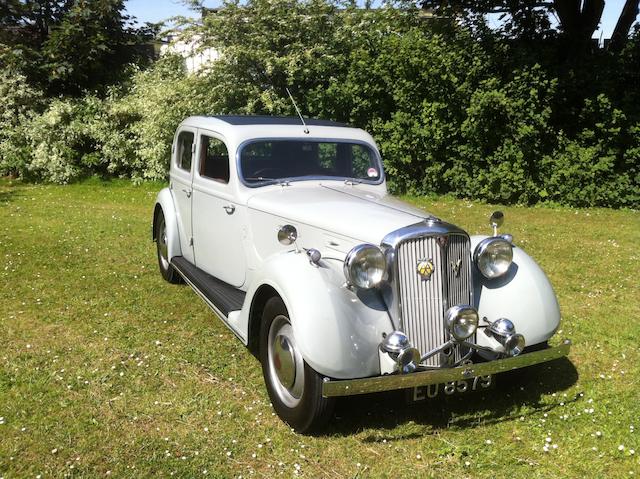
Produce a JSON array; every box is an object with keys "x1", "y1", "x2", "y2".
[{"x1": 1, "y1": 0, "x2": 638, "y2": 207}]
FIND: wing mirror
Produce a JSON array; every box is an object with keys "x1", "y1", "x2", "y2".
[
  {"x1": 278, "y1": 224, "x2": 298, "y2": 245},
  {"x1": 489, "y1": 211, "x2": 504, "y2": 236}
]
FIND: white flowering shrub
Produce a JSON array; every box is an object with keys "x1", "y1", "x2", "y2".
[
  {"x1": 1, "y1": 55, "x2": 207, "y2": 183},
  {"x1": 108, "y1": 56, "x2": 193, "y2": 181},
  {"x1": 107, "y1": 55, "x2": 224, "y2": 181},
  {"x1": 24, "y1": 97, "x2": 102, "y2": 183},
  {"x1": 0, "y1": 69, "x2": 43, "y2": 178}
]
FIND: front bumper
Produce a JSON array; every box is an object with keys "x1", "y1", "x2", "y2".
[{"x1": 322, "y1": 339, "x2": 571, "y2": 398}]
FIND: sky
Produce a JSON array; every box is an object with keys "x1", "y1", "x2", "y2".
[
  {"x1": 124, "y1": 0, "x2": 638, "y2": 40},
  {"x1": 595, "y1": 0, "x2": 636, "y2": 40},
  {"x1": 124, "y1": 0, "x2": 220, "y2": 25}
]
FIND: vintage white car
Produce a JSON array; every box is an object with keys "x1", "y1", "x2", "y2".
[{"x1": 153, "y1": 115, "x2": 570, "y2": 432}]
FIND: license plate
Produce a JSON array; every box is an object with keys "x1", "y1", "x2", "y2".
[{"x1": 408, "y1": 374, "x2": 494, "y2": 402}]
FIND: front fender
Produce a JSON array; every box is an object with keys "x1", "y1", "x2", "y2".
[
  {"x1": 153, "y1": 187, "x2": 182, "y2": 262},
  {"x1": 239, "y1": 251, "x2": 393, "y2": 379},
  {"x1": 471, "y1": 235, "x2": 561, "y2": 348}
]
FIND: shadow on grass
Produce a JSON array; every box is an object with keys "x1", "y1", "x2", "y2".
[
  {"x1": 0, "y1": 183, "x2": 20, "y2": 204},
  {"x1": 323, "y1": 357, "x2": 578, "y2": 438}
]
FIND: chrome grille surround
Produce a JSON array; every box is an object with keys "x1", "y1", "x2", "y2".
[{"x1": 381, "y1": 219, "x2": 474, "y2": 367}]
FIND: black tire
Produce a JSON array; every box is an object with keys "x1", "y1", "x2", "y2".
[
  {"x1": 259, "y1": 297, "x2": 335, "y2": 433},
  {"x1": 154, "y1": 209, "x2": 181, "y2": 284}
]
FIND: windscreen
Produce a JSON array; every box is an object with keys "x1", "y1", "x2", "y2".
[{"x1": 240, "y1": 140, "x2": 382, "y2": 185}]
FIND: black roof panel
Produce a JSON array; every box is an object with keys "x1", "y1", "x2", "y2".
[{"x1": 212, "y1": 115, "x2": 349, "y2": 127}]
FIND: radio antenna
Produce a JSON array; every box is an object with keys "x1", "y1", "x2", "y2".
[{"x1": 285, "y1": 87, "x2": 309, "y2": 134}]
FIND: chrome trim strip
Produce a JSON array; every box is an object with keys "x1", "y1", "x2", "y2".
[
  {"x1": 381, "y1": 219, "x2": 467, "y2": 250},
  {"x1": 321, "y1": 340, "x2": 571, "y2": 397}
]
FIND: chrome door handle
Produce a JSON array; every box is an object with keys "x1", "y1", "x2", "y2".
[
  {"x1": 223, "y1": 204, "x2": 236, "y2": 215},
  {"x1": 182, "y1": 188, "x2": 191, "y2": 198}
]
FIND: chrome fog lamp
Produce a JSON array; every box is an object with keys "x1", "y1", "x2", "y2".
[
  {"x1": 445, "y1": 305, "x2": 479, "y2": 341},
  {"x1": 381, "y1": 331, "x2": 420, "y2": 374},
  {"x1": 474, "y1": 237, "x2": 513, "y2": 279},
  {"x1": 486, "y1": 318, "x2": 526, "y2": 356},
  {"x1": 344, "y1": 244, "x2": 386, "y2": 289}
]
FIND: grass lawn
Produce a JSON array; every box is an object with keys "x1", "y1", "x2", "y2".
[{"x1": 0, "y1": 178, "x2": 638, "y2": 478}]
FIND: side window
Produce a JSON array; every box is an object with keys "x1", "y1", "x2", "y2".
[
  {"x1": 176, "y1": 131, "x2": 194, "y2": 172},
  {"x1": 199, "y1": 135, "x2": 230, "y2": 184}
]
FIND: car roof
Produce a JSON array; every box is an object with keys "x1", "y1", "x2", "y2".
[
  {"x1": 179, "y1": 116, "x2": 377, "y2": 149},
  {"x1": 211, "y1": 115, "x2": 349, "y2": 127}
]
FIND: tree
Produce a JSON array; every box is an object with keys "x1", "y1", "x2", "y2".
[
  {"x1": 0, "y1": 0, "x2": 156, "y2": 94},
  {"x1": 553, "y1": 0, "x2": 605, "y2": 48},
  {"x1": 41, "y1": 0, "x2": 156, "y2": 94},
  {"x1": 423, "y1": 0, "x2": 640, "y2": 49},
  {"x1": 611, "y1": 0, "x2": 640, "y2": 50},
  {"x1": 0, "y1": 1, "x2": 73, "y2": 46}
]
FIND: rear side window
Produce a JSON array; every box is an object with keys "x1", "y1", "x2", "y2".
[
  {"x1": 199, "y1": 135, "x2": 230, "y2": 184},
  {"x1": 176, "y1": 131, "x2": 194, "y2": 172}
]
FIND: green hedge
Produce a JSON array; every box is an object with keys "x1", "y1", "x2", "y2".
[{"x1": 1, "y1": 0, "x2": 638, "y2": 207}]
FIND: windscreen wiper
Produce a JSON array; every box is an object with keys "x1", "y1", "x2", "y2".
[{"x1": 344, "y1": 178, "x2": 363, "y2": 185}]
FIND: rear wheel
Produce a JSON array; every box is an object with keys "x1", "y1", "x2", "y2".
[
  {"x1": 259, "y1": 297, "x2": 335, "y2": 433},
  {"x1": 155, "y1": 209, "x2": 181, "y2": 284}
]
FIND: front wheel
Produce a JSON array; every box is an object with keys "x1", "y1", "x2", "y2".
[
  {"x1": 154, "y1": 209, "x2": 181, "y2": 284},
  {"x1": 259, "y1": 297, "x2": 335, "y2": 433}
]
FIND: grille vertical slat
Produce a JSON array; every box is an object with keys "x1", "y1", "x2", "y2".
[
  {"x1": 396, "y1": 234, "x2": 472, "y2": 367},
  {"x1": 419, "y1": 239, "x2": 428, "y2": 348}
]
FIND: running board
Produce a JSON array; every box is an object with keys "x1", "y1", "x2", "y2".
[{"x1": 170, "y1": 256, "x2": 246, "y2": 318}]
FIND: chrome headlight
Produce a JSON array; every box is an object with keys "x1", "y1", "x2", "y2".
[
  {"x1": 344, "y1": 244, "x2": 386, "y2": 289},
  {"x1": 445, "y1": 305, "x2": 479, "y2": 341},
  {"x1": 473, "y1": 237, "x2": 513, "y2": 279}
]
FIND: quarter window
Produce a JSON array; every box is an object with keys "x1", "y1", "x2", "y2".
[
  {"x1": 176, "y1": 131, "x2": 194, "y2": 172},
  {"x1": 199, "y1": 135, "x2": 230, "y2": 183}
]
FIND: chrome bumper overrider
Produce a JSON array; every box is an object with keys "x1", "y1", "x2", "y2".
[{"x1": 322, "y1": 339, "x2": 571, "y2": 398}]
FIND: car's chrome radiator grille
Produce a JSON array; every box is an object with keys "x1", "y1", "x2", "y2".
[{"x1": 396, "y1": 234, "x2": 473, "y2": 366}]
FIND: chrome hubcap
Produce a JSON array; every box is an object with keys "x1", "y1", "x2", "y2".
[
  {"x1": 267, "y1": 315, "x2": 304, "y2": 407},
  {"x1": 273, "y1": 334, "x2": 295, "y2": 389},
  {"x1": 158, "y1": 220, "x2": 169, "y2": 269}
]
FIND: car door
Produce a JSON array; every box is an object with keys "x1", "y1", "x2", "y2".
[
  {"x1": 169, "y1": 127, "x2": 196, "y2": 263},
  {"x1": 191, "y1": 130, "x2": 246, "y2": 287}
]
